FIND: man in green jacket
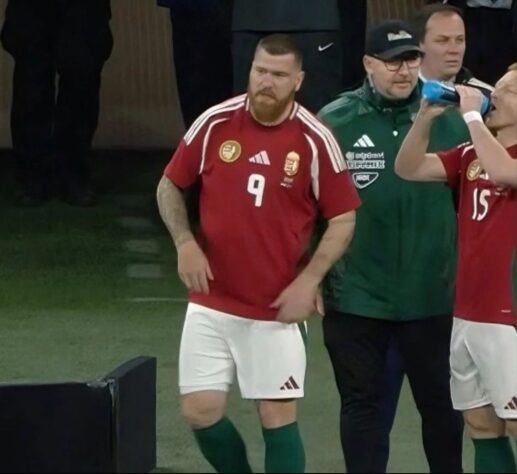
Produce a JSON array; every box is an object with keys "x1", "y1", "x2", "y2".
[
  {"x1": 373, "y1": 4, "x2": 495, "y2": 467},
  {"x1": 319, "y1": 19, "x2": 465, "y2": 473}
]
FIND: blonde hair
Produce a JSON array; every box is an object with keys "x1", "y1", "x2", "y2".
[{"x1": 508, "y1": 63, "x2": 517, "y2": 72}]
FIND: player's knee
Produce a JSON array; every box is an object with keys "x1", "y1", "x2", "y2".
[
  {"x1": 258, "y1": 399, "x2": 297, "y2": 429},
  {"x1": 181, "y1": 395, "x2": 225, "y2": 429},
  {"x1": 464, "y1": 408, "x2": 506, "y2": 437}
]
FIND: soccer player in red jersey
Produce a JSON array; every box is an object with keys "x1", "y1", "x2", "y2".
[
  {"x1": 395, "y1": 64, "x2": 517, "y2": 473},
  {"x1": 157, "y1": 34, "x2": 360, "y2": 473}
]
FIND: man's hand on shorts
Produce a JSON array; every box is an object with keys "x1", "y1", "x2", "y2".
[{"x1": 271, "y1": 274, "x2": 320, "y2": 323}]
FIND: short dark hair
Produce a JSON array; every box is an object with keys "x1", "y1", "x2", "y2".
[
  {"x1": 255, "y1": 34, "x2": 303, "y2": 66},
  {"x1": 412, "y1": 3, "x2": 464, "y2": 43}
]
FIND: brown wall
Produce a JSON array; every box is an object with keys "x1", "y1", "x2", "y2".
[{"x1": 0, "y1": 0, "x2": 426, "y2": 149}]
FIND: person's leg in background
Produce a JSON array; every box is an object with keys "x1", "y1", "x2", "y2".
[
  {"x1": 398, "y1": 315, "x2": 464, "y2": 473},
  {"x1": 323, "y1": 311, "x2": 392, "y2": 473},
  {"x1": 293, "y1": 31, "x2": 343, "y2": 113},
  {"x1": 53, "y1": 0, "x2": 113, "y2": 207},
  {"x1": 170, "y1": 1, "x2": 233, "y2": 129},
  {"x1": 0, "y1": 0, "x2": 56, "y2": 206},
  {"x1": 377, "y1": 338, "x2": 405, "y2": 471},
  {"x1": 337, "y1": 0, "x2": 367, "y2": 91}
]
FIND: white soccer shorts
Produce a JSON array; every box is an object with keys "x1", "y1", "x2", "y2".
[
  {"x1": 450, "y1": 317, "x2": 517, "y2": 419},
  {"x1": 179, "y1": 303, "x2": 307, "y2": 399}
]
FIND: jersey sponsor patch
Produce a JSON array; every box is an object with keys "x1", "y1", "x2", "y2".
[
  {"x1": 219, "y1": 140, "x2": 242, "y2": 163},
  {"x1": 352, "y1": 172, "x2": 379, "y2": 189},
  {"x1": 467, "y1": 159, "x2": 482, "y2": 181},
  {"x1": 345, "y1": 151, "x2": 385, "y2": 170},
  {"x1": 284, "y1": 151, "x2": 300, "y2": 176}
]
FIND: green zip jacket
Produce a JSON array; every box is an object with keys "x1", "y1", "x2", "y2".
[{"x1": 319, "y1": 81, "x2": 470, "y2": 320}]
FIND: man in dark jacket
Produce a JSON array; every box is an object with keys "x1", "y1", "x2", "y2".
[
  {"x1": 319, "y1": 19, "x2": 465, "y2": 473},
  {"x1": 373, "y1": 7, "x2": 494, "y2": 468}
]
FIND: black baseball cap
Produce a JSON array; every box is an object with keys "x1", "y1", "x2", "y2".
[{"x1": 365, "y1": 19, "x2": 423, "y2": 60}]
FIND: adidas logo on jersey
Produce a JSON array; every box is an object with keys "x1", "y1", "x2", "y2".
[
  {"x1": 353, "y1": 135, "x2": 375, "y2": 148},
  {"x1": 249, "y1": 151, "x2": 271, "y2": 165},
  {"x1": 280, "y1": 376, "x2": 300, "y2": 391}
]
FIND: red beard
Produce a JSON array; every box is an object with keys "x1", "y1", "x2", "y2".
[{"x1": 248, "y1": 88, "x2": 296, "y2": 124}]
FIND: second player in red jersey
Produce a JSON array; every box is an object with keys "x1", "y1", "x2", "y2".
[
  {"x1": 395, "y1": 65, "x2": 517, "y2": 473},
  {"x1": 437, "y1": 143, "x2": 517, "y2": 325}
]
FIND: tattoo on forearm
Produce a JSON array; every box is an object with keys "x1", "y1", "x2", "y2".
[{"x1": 157, "y1": 177, "x2": 194, "y2": 248}]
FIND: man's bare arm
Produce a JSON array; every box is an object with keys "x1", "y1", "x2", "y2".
[
  {"x1": 299, "y1": 210, "x2": 356, "y2": 285},
  {"x1": 156, "y1": 175, "x2": 195, "y2": 248},
  {"x1": 273, "y1": 210, "x2": 356, "y2": 323},
  {"x1": 157, "y1": 175, "x2": 213, "y2": 294},
  {"x1": 395, "y1": 101, "x2": 449, "y2": 182},
  {"x1": 456, "y1": 85, "x2": 517, "y2": 188}
]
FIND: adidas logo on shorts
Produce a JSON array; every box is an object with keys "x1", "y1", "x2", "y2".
[
  {"x1": 280, "y1": 376, "x2": 300, "y2": 391},
  {"x1": 503, "y1": 396, "x2": 517, "y2": 410}
]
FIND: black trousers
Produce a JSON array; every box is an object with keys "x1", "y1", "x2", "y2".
[
  {"x1": 323, "y1": 312, "x2": 463, "y2": 474},
  {"x1": 168, "y1": 2, "x2": 233, "y2": 129},
  {"x1": 337, "y1": 0, "x2": 367, "y2": 91},
  {"x1": 1, "y1": 0, "x2": 113, "y2": 196}
]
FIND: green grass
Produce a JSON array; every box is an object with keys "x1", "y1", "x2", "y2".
[{"x1": 0, "y1": 151, "x2": 477, "y2": 472}]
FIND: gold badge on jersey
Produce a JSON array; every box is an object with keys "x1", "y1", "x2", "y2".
[
  {"x1": 284, "y1": 151, "x2": 300, "y2": 177},
  {"x1": 467, "y1": 159, "x2": 482, "y2": 181},
  {"x1": 219, "y1": 140, "x2": 242, "y2": 163}
]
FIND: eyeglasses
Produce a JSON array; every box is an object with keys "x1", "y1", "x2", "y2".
[{"x1": 374, "y1": 55, "x2": 422, "y2": 72}]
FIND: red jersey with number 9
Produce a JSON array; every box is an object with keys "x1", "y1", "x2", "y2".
[
  {"x1": 164, "y1": 95, "x2": 361, "y2": 320},
  {"x1": 438, "y1": 143, "x2": 517, "y2": 325}
]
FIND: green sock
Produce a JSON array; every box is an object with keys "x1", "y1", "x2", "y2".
[
  {"x1": 193, "y1": 417, "x2": 252, "y2": 473},
  {"x1": 262, "y1": 422, "x2": 305, "y2": 473},
  {"x1": 473, "y1": 437, "x2": 517, "y2": 473}
]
